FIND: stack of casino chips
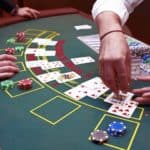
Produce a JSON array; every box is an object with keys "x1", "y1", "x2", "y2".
[
  {"x1": 140, "y1": 54, "x2": 150, "y2": 73},
  {"x1": 107, "y1": 121, "x2": 126, "y2": 137},
  {"x1": 16, "y1": 32, "x2": 26, "y2": 42},
  {"x1": 5, "y1": 48, "x2": 15, "y2": 55},
  {"x1": 90, "y1": 130, "x2": 109, "y2": 144},
  {"x1": 17, "y1": 78, "x2": 32, "y2": 90}
]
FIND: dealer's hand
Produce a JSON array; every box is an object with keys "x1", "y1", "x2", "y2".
[
  {"x1": 95, "y1": 12, "x2": 131, "y2": 94},
  {"x1": 132, "y1": 76, "x2": 150, "y2": 104},
  {"x1": 0, "y1": 54, "x2": 19, "y2": 80},
  {"x1": 99, "y1": 32, "x2": 131, "y2": 94},
  {"x1": 17, "y1": 7, "x2": 40, "y2": 19}
]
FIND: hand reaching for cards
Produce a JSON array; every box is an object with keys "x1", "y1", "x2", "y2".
[
  {"x1": 99, "y1": 32, "x2": 131, "y2": 94},
  {"x1": 132, "y1": 76, "x2": 150, "y2": 104},
  {"x1": 0, "y1": 54, "x2": 19, "y2": 80},
  {"x1": 17, "y1": 7, "x2": 40, "y2": 19}
]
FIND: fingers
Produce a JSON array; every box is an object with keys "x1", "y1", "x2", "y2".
[
  {"x1": 99, "y1": 55, "x2": 118, "y2": 93},
  {"x1": 115, "y1": 59, "x2": 129, "y2": 92},
  {"x1": 0, "y1": 55, "x2": 19, "y2": 80},
  {"x1": 136, "y1": 76, "x2": 150, "y2": 81},
  {"x1": 23, "y1": 7, "x2": 40, "y2": 19},
  {"x1": 142, "y1": 91, "x2": 150, "y2": 97},
  {"x1": 0, "y1": 72, "x2": 16, "y2": 80},
  {"x1": 0, "y1": 61, "x2": 18, "y2": 68},
  {"x1": 0, "y1": 54, "x2": 17, "y2": 61},
  {"x1": 132, "y1": 88, "x2": 150, "y2": 104},
  {"x1": 0, "y1": 66, "x2": 19, "y2": 73},
  {"x1": 134, "y1": 96, "x2": 150, "y2": 105},
  {"x1": 132, "y1": 87, "x2": 150, "y2": 94}
]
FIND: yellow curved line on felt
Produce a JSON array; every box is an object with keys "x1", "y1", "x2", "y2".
[{"x1": 24, "y1": 29, "x2": 144, "y2": 122}]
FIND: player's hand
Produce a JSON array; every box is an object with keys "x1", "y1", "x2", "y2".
[
  {"x1": 99, "y1": 32, "x2": 131, "y2": 94},
  {"x1": 17, "y1": 7, "x2": 40, "y2": 19},
  {"x1": 132, "y1": 76, "x2": 150, "y2": 104},
  {"x1": 0, "y1": 54, "x2": 19, "y2": 80}
]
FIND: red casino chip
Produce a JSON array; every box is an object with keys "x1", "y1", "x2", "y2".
[
  {"x1": 18, "y1": 78, "x2": 32, "y2": 90},
  {"x1": 16, "y1": 32, "x2": 26, "y2": 42},
  {"x1": 5, "y1": 48, "x2": 15, "y2": 55}
]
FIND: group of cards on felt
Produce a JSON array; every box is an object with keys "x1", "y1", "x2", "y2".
[
  {"x1": 64, "y1": 77, "x2": 138, "y2": 119},
  {"x1": 25, "y1": 39, "x2": 138, "y2": 119}
]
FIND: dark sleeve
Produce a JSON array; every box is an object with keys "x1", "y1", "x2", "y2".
[{"x1": 0, "y1": 0, "x2": 16, "y2": 13}]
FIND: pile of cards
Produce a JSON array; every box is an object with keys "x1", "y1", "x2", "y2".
[
  {"x1": 64, "y1": 77, "x2": 109, "y2": 100},
  {"x1": 105, "y1": 92, "x2": 138, "y2": 118}
]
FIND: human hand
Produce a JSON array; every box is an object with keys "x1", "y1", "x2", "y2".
[
  {"x1": 132, "y1": 76, "x2": 150, "y2": 104},
  {"x1": 99, "y1": 32, "x2": 131, "y2": 94},
  {"x1": 0, "y1": 54, "x2": 19, "y2": 80},
  {"x1": 17, "y1": 7, "x2": 40, "y2": 19}
]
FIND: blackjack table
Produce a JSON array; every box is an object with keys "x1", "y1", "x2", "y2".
[{"x1": 0, "y1": 8, "x2": 150, "y2": 150}]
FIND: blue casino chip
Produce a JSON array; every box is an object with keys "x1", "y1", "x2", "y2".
[
  {"x1": 107, "y1": 121, "x2": 127, "y2": 137},
  {"x1": 142, "y1": 54, "x2": 150, "y2": 63}
]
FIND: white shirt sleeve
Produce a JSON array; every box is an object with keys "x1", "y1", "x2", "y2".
[{"x1": 92, "y1": 0, "x2": 144, "y2": 25}]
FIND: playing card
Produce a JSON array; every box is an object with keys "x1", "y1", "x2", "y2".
[
  {"x1": 104, "y1": 92, "x2": 134, "y2": 104},
  {"x1": 35, "y1": 50, "x2": 56, "y2": 56},
  {"x1": 25, "y1": 60, "x2": 48, "y2": 68},
  {"x1": 32, "y1": 38, "x2": 57, "y2": 46},
  {"x1": 107, "y1": 100, "x2": 138, "y2": 118},
  {"x1": 25, "y1": 48, "x2": 45, "y2": 54},
  {"x1": 56, "y1": 71, "x2": 81, "y2": 83},
  {"x1": 81, "y1": 77, "x2": 108, "y2": 90},
  {"x1": 74, "y1": 25, "x2": 92, "y2": 30},
  {"x1": 64, "y1": 86, "x2": 86, "y2": 100},
  {"x1": 71, "y1": 56, "x2": 95, "y2": 65},
  {"x1": 47, "y1": 61, "x2": 65, "y2": 70},
  {"x1": 36, "y1": 71, "x2": 60, "y2": 83}
]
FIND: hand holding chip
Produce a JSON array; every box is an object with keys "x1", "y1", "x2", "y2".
[{"x1": 132, "y1": 76, "x2": 150, "y2": 104}]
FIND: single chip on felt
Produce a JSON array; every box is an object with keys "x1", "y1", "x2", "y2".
[
  {"x1": 5, "y1": 48, "x2": 15, "y2": 55},
  {"x1": 0, "y1": 80, "x2": 14, "y2": 90},
  {"x1": 15, "y1": 46, "x2": 25, "y2": 52},
  {"x1": 91, "y1": 130, "x2": 109, "y2": 144},
  {"x1": 17, "y1": 78, "x2": 32, "y2": 90},
  {"x1": 16, "y1": 32, "x2": 26, "y2": 42}
]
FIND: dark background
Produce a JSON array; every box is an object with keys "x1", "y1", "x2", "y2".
[{"x1": 0, "y1": 0, "x2": 149, "y2": 44}]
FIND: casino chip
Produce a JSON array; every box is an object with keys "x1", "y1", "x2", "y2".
[
  {"x1": 18, "y1": 78, "x2": 32, "y2": 90},
  {"x1": 107, "y1": 121, "x2": 126, "y2": 137},
  {"x1": 0, "y1": 80, "x2": 14, "y2": 90},
  {"x1": 90, "y1": 130, "x2": 109, "y2": 144},
  {"x1": 16, "y1": 32, "x2": 26, "y2": 42},
  {"x1": 15, "y1": 46, "x2": 25, "y2": 52},
  {"x1": 5, "y1": 48, "x2": 15, "y2": 55},
  {"x1": 140, "y1": 54, "x2": 150, "y2": 74}
]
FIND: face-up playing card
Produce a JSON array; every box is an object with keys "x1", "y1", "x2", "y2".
[
  {"x1": 26, "y1": 60, "x2": 48, "y2": 68},
  {"x1": 71, "y1": 56, "x2": 95, "y2": 65},
  {"x1": 104, "y1": 92, "x2": 134, "y2": 104},
  {"x1": 64, "y1": 86, "x2": 87, "y2": 100},
  {"x1": 107, "y1": 100, "x2": 138, "y2": 118},
  {"x1": 35, "y1": 51, "x2": 56, "y2": 56},
  {"x1": 36, "y1": 71, "x2": 60, "y2": 83},
  {"x1": 25, "y1": 48, "x2": 45, "y2": 54},
  {"x1": 47, "y1": 61, "x2": 65, "y2": 70},
  {"x1": 56, "y1": 71, "x2": 81, "y2": 83},
  {"x1": 32, "y1": 38, "x2": 57, "y2": 46}
]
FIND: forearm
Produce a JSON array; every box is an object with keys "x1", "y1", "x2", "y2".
[{"x1": 95, "y1": 12, "x2": 123, "y2": 37}]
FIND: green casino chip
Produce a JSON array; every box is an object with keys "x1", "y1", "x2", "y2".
[{"x1": 0, "y1": 80, "x2": 14, "y2": 90}]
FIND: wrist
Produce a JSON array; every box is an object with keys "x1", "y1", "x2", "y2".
[{"x1": 100, "y1": 30, "x2": 125, "y2": 41}]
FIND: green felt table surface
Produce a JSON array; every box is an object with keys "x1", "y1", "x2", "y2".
[{"x1": 0, "y1": 10, "x2": 150, "y2": 150}]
